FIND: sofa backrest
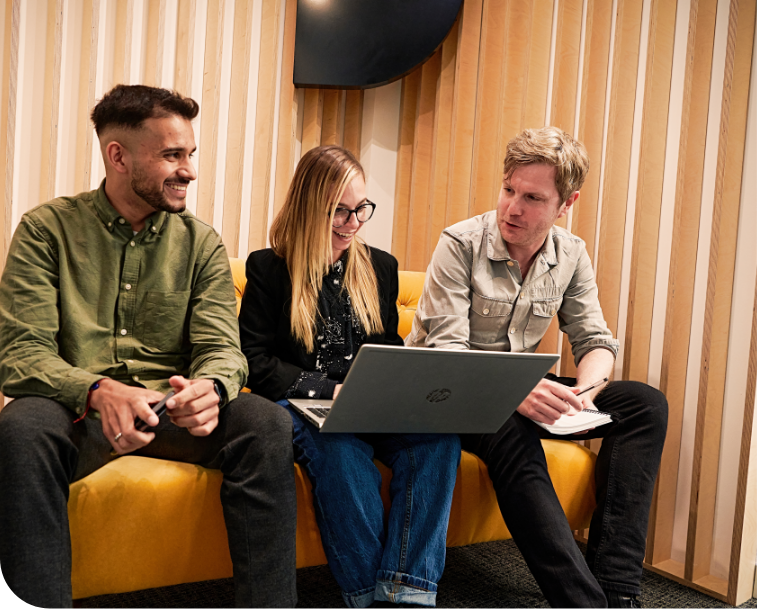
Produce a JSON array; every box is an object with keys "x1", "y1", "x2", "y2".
[{"x1": 229, "y1": 258, "x2": 424, "y2": 340}]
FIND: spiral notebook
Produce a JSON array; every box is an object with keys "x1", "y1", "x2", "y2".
[{"x1": 533, "y1": 409, "x2": 613, "y2": 435}]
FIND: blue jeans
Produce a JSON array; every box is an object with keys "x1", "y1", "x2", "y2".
[
  {"x1": 461, "y1": 378, "x2": 667, "y2": 607},
  {"x1": 279, "y1": 400, "x2": 460, "y2": 607}
]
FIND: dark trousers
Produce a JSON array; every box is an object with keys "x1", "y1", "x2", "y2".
[
  {"x1": 0, "y1": 393, "x2": 298, "y2": 608},
  {"x1": 461, "y1": 379, "x2": 668, "y2": 608}
]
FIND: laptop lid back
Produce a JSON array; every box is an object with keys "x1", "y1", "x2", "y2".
[{"x1": 320, "y1": 345, "x2": 558, "y2": 433}]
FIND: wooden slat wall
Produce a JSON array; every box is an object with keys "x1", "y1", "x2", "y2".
[{"x1": 1, "y1": 0, "x2": 757, "y2": 603}]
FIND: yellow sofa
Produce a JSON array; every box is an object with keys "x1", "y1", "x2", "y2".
[{"x1": 67, "y1": 259, "x2": 597, "y2": 599}]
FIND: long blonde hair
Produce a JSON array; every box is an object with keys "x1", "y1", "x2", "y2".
[{"x1": 270, "y1": 145, "x2": 383, "y2": 352}]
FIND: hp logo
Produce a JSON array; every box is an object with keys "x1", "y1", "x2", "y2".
[{"x1": 426, "y1": 389, "x2": 452, "y2": 403}]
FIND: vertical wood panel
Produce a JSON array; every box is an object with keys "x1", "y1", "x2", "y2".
[
  {"x1": 445, "y1": 0, "x2": 483, "y2": 227},
  {"x1": 729, "y1": 270, "x2": 757, "y2": 604},
  {"x1": 39, "y1": 0, "x2": 62, "y2": 203},
  {"x1": 647, "y1": 0, "x2": 718, "y2": 567},
  {"x1": 406, "y1": 50, "x2": 441, "y2": 271},
  {"x1": 686, "y1": 0, "x2": 756, "y2": 582},
  {"x1": 247, "y1": 0, "x2": 281, "y2": 253},
  {"x1": 343, "y1": 90, "x2": 363, "y2": 159},
  {"x1": 469, "y1": 0, "x2": 507, "y2": 219},
  {"x1": 550, "y1": 0, "x2": 583, "y2": 132},
  {"x1": 75, "y1": 0, "x2": 100, "y2": 194},
  {"x1": 144, "y1": 0, "x2": 166, "y2": 87},
  {"x1": 521, "y1": 0, "x2": 554, "y2": 129},
  {"x1": 0, "y1": 0, "x2": 18, "y2": 271},
  {"x1": 595, "y1": 0, "x2": 644, "y2": 337},
  {"x1": 196, "y1": 0, "x2": 224, "y2": 223},
  {"x1": 113, "y1": 0, "x2": 134, "y2": 86},
  {"x1": 391, "y1": 71, "x2": 421, "y2": 269},
  {"x1": 174, "y1": 0, "x2": 196, "y2": 95},
  {"x1": 220, "y1": 0, "x2": 254, "y2": 257},
  {"x1": 426, "y1": 21, "x2": 458, "y2": 263},
  {"x1": 272, "y1": 0, "x2": 298, "y2": 217},
  {"x1": 573, "y1": 0, "x2": 613, "y2": 263},
  {"x1": 321, "y1": 89, "x2": 340, "y2": 146},
  {"x1": 301, "y1": 88, "x2": 323, "y2": 155},
  {"x1": 622, "y1": 0, "x2": 677, "y2": 383}
]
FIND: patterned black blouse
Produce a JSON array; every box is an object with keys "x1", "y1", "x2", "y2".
[{"x1": 286, "y1": 258, "x2": 367, "y2": 400}]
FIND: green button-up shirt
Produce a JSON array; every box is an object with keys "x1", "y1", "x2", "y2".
[{"x1": 0, "y1": 181, "x2": 247, "y2": 415}]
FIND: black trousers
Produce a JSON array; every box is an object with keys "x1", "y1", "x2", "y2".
[
  {"x1": 461, "y1": 378, "x2": 668, "y2": 608},
  {"x1": 0, "y1": 392, "x2": 298, "y2": 608}
]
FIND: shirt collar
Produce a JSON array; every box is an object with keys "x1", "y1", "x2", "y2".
[
  {"x1": 93, "y1": 179, "x2": 168, "y2": 234},
  {"x1": 485, "y1": 210, "x2": 558, "y2": 268}
]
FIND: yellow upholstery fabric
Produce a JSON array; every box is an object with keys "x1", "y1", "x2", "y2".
[{"x1": 68, "y1": 258, "x2": 597, "y2": 599}]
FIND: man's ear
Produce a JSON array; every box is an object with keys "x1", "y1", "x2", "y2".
[
  {"x1": 557, "y1": 191, "x2": 580, "y2": 219},
  {"x1": 104, "y1": 140, "x2": 130, "y2": 174}
]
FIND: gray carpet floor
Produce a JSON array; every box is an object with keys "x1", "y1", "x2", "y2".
[{"x1": 77, "y1": 539, "x2": 757, "y2": 608}]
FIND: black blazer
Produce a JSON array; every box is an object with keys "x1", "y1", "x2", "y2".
[{"x1": 239, "y1": 246, "x2": 404, "y2": 401}]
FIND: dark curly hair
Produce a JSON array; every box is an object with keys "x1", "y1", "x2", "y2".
[{"x1": 90, "y1": 84, "x2": 199, "y2": 135}]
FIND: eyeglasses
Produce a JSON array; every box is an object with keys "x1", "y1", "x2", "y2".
[{"x1": 332, "y1": 201, "x2": 376, "y2": 228}]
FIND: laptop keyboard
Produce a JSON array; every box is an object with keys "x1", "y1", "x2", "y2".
[{"x1": 308, "y1": 406, "x2": 331, "y2": 418}]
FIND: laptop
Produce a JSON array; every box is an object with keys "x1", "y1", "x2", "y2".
[{"x1": 288, "y1": 345, "x2": 558, "y2": 433}]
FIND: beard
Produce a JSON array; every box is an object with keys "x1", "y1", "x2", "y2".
[{"x1": 131, "y1": 164, "x2": 188, "y2": 214}]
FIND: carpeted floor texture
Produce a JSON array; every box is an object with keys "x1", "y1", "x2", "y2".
[{"x1": 78, "y1": 539, "x2": 757, "y2": 608}]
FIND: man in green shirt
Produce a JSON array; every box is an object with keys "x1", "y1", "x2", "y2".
[{"x1": 0, "y1": 85, "x2": 297, "y2": 607}]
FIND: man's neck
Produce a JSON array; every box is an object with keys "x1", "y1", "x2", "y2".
[{"x1": 103, "y1": 179, "x2": 153, "y2": 233}]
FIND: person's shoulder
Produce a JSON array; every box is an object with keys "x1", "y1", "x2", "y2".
[
  {"x1": 443, "y1": 212, "x2": 490, "y2": 240},
  {"x1": 171, "y1": 208, "x2": 219, "y2": 239},
  {"x1": 23, "y1": 190, "x2": 96, "y2": 224},
  {"x1": 551, "y1": 225, "x2": 586, "y2": 255},
  {"x1": 245, "y1": 248, "x2": 287, "y2": 277},
  {"x1": 366, "y1": 245, "x2": 398, "y2": 268}
]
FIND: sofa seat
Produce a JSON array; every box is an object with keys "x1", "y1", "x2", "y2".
[{"x1": 67, "y1": 258, "x2": 597, "y2": 599}]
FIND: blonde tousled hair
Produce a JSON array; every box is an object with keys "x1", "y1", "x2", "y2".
[
  {"x1": 270, "y1": 145, "x2": 383, "y2": 352},
  {"x1": 504, "y1": 127, "x2": 590, "y2": 203}
]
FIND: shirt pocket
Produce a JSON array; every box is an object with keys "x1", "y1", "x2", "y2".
[
  {"x1": 469, "y1": 291, "x2": 513, "y2": 346},
  {"x1": 525, "y1": 297, "x2": 563, "y2": 349},
  {"x1": 140, "y1": 290, "x2": 191, "y2": 352}
]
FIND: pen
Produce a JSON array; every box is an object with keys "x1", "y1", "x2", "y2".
[{"x1": 575, "y1": 377, "x2": 609, "y2": 397}]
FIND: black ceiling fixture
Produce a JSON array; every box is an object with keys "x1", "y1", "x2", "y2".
[{"x1": 294, "y1": 0, "x2": 463, "y2": 89}]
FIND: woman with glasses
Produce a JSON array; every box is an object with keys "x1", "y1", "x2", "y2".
[{"x1": 239, "y1": 145, "x2": 460, "y2": 608}]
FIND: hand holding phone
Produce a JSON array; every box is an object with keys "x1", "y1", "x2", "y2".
[{"x1": 135, "y1": 390, "x2": 175, "y2": 432}]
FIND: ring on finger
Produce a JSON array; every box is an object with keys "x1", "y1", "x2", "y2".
[{"x1": 114, "y1": 432, "x2": 123, "y2": 442}]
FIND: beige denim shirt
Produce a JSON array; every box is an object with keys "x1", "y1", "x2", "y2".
[{"x1": 406, "y1": 210, "x2": 618, "y2": 365}]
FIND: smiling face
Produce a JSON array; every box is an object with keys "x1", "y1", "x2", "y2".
[
  {"x1": 331, "y1": 173, "x2": 368, "y2": 263},
  {"x1": 496, "y1": 163, "x2": 576, "y2": 260},
  {"x1": 127, "y1": 115, "x2": 197, "y2": 214}
]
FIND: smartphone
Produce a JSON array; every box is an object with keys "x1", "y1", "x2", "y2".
[{"x1": 135, "y1": 390, "x2": 175, "y2": 432}]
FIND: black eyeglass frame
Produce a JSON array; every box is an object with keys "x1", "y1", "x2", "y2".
[{"x1": 331, "y1": 201, "x2": 376, "y2": 228}]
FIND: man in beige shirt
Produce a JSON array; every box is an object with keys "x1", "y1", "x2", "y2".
[{"x1": 408, "y1": 127, "x2": 667, "y2": 608}]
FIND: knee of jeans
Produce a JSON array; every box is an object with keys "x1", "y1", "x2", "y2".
[
  {"x1": 0, "y1": 398, "x2": 71, "y2": 456},
  {"x1": 231, "y1": 394, "x2": 294, "y2": 447},
  {"x1": 614, "y1": 380, "x2": 668, "y2": 433}
]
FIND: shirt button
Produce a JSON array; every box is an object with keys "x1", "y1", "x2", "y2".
[
  {"x1": 133, "y1": 375, "x2": 139, "y2": 381},
  {"x1": 507, "y1": 261, "x2": 514, "y2": 267},
  {"x1": 510, "y1": 328, "x2": 516, "y2": 334},
  {"x1": 118, "y1": 218, "x2": 125, "y2": 224},
  {"x1": 125, "y1": 284, "x2": 131, "y2": 290},
  {"x1": 107, "y1": 222, "x2": 112, "y2": 227},
  {"x1": 130, "y1": 241, "x2": 136, "y2": 247},
  {"x1": 151, "y1": 226, "x2": 157, "y2": 232},
  {"x1": 550, "y1": 309, "x2": 556, "y2": 315},
  {"x1": 120, "y1": 329, "x2": 127, "y2": 336},
  {"x1": 483, "y1": 308, "x2": 490, "y2": 315}
]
